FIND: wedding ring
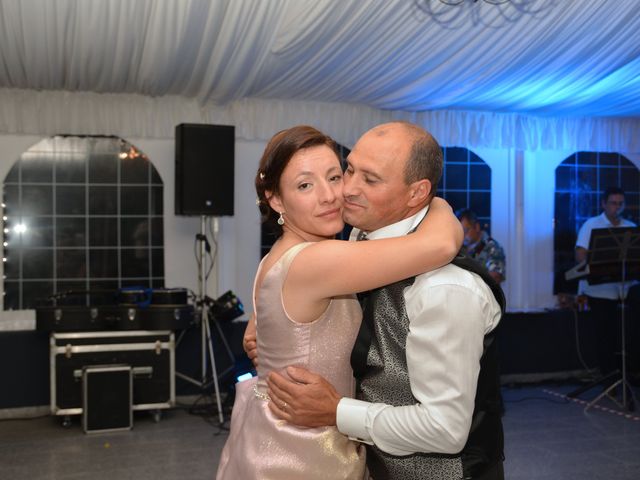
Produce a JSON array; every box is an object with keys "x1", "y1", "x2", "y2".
[{"x1": 282, "y1": 401, "x2": 288, "y2": 410}]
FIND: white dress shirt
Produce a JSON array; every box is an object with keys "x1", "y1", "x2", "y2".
[
  {"x1": 337, "y1": 206, "x2": 502, "y2": 456},
  {"x1": 575, "y1": 212, "x2": 636, "y2": 300}
]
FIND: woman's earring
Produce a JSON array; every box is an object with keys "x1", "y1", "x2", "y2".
[{"x1": 277, "y1": 212, "x2": 285, "y2": 226}]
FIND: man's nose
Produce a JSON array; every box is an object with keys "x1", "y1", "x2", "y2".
[{"x1": 342, "y1": 174, "x2": 357, "y2": 198}]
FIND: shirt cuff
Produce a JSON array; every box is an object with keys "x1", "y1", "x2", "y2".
[{"x1": 336, "y1": 397, "x2": 374, "y2": 445}]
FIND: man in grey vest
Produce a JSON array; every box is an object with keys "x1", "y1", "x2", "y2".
[{"x1": 264, "y1": 121, "x2": 505, "y2": 479}]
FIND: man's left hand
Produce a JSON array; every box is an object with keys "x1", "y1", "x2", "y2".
[{"x1": 267, "y1": 366, "x2": 341, "y2": 428}]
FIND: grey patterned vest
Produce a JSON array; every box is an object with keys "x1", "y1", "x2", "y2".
[{"x1": 351, "y1": 257, "x2": 505, "y2": 480}]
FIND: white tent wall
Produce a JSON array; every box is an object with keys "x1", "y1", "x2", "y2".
[
  {"x1": 520, "y1": 150, "x2": 640, "y2": 311},
  {"x1": 469, "y1": 147, "x2": 516, "y2": 308},
  {"x1": 0, "y1": 133, "x2": 265, "y2": 331},
  {"x1": 2, "y1": 89, "x2": 640, "y2": 153},
  {"x1": 128, "y1": 137, "x2": 262, "y2": 322},
  {"x1": 1, "y1": 90, "x2": 640, "y2": 330},
  {"x1": 0, "y1": 131, "x2": 621, "y2": 328},
  {"x1": 0, "y1": 134, "x2": 42, "y2": 330}
]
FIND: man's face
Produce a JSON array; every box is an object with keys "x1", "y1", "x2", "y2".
[
  {"x1": 460, "y1": 218, "x2": 482, "y2": 245},
  {"x1": 342, "y1": 126, "x2": 416, "y2": 232},
  {"x1": 602, "y1": 193, "x2": 625, "y2": 222}
]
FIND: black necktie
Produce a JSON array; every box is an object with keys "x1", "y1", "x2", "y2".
[
  {"x1": 355, "y1": 231, "x2": 369, "y2": 302},
  {"x1": 352, "y1": 228, "x2": 372, "y2": 380}
]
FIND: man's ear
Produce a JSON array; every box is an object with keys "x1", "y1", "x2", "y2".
[
  {"x1": 266, "y1": 190, "x2": 284, "y2": 213},
  {"x1": 407, "y1": 179, "x2": 431, "y2": 207}
]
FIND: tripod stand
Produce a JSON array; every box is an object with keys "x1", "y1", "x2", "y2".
[
  {"x1": 175, "y1": 216, "x2": 235, "y2": 424},
  {"x1": 567, "y1": 227, "x2": 640, "y2": 412}
]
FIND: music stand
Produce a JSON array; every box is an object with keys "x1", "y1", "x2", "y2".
[{"x1": 568, "y1": 227, "x2": 640, "y2": 412}]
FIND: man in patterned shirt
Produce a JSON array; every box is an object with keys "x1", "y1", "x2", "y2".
[{"x1": 457, "y1": 209, "x2": 506, "y2": 284}]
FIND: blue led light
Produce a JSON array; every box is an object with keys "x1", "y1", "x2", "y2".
[{"x1": 236, "y1": 372, "x2": 254, "y2": 383}]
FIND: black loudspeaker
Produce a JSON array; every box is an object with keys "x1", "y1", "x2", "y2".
[{"x1": 175, "y1": 123, "x2": 235, "y2": 216}]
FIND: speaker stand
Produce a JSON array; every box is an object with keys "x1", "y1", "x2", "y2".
[{"x1": 175, "y1": 216, "x2": 225, "y2": 424}]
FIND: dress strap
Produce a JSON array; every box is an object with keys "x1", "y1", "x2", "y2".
[
  {"x1": 251, "y1": 253, "x2": 271, "y2": 322},
  {"x1": 279, "y1": 242, "x2": 314, "y2": 275}
]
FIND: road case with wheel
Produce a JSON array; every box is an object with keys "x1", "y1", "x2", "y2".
[{"x1": 50, "y1": 330, "x2": 174, "y2": 418}]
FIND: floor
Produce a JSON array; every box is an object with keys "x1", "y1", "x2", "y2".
[
  {"x1": 503, "y1": 383, "x2": 640, "y2": 479},
  {"x1": 1, "y1": 384, "x2": 639, "y2": 480}
]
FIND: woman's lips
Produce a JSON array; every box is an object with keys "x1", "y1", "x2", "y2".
[{"x1": 317, "y1": 208, "x2": 341, "y2": 218}]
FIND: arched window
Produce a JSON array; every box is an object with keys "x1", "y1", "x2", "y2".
[
  {"x1": 438, "y1": 147, "x2": 492, "y2": 232},
  {"x1": 2, "y1": 136, "x2": 165, "y2": 310},
  {"x1": 553, "y1": 151, "x2": 639, "y2": 294}
]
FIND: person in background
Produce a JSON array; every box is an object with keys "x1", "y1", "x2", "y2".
[
  {"x1": 457, "y1": 208, "x2": 506, "y2": 284},
  {"x1": 575, "y1": 186, "x2": 636, "y2": 377}
]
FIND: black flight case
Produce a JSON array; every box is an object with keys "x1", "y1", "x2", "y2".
[{"x1": 50, "y1": 330, "x2": 175, "y2": 418}]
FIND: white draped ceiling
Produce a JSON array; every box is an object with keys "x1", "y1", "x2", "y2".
[
  {"x1": 1, "y1": 0, "x2": 640, "y2": 315},
  {"x1": 0, "y1": 0, "x2": 639, "y2": 151}
]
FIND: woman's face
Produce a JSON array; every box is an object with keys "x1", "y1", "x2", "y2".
[{"x1": 269, "y1": 145, "x2": 344, "y2": 241}]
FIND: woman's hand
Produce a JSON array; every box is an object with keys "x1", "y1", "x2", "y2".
[
  {"x1": 416, "y1": 196, "x2": 463, "y2": 255},
  {"x1": 243, "y1": 314, "x2": 258, "y2": 367}
]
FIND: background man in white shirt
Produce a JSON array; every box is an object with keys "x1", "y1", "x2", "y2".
[
  {"x1": 575, "y1": 187, "x2": 636, "y2": 377},
  {"x1": 262, "y1": 122, "x2": 504, "y2": 479}
]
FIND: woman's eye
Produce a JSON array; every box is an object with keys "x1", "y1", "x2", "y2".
[
  {"x1": 329, "y1": 175, "x2": 343, "y2": 182},
  {"x1": 298, "y1": 183, "x2": 311, "y2": 190}
]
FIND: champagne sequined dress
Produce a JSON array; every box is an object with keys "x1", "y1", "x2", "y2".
[{"x1": 216, "y1": 243, "x2": 366, "y2": 479}]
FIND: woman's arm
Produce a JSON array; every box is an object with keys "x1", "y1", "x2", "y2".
[{"x1": 290, "y1": 197, "x2": 463, "y2": 300}]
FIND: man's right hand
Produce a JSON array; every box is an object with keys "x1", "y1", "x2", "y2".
[{"x1": 267, "y1": 366, "x2": 341, "y2": 428}]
